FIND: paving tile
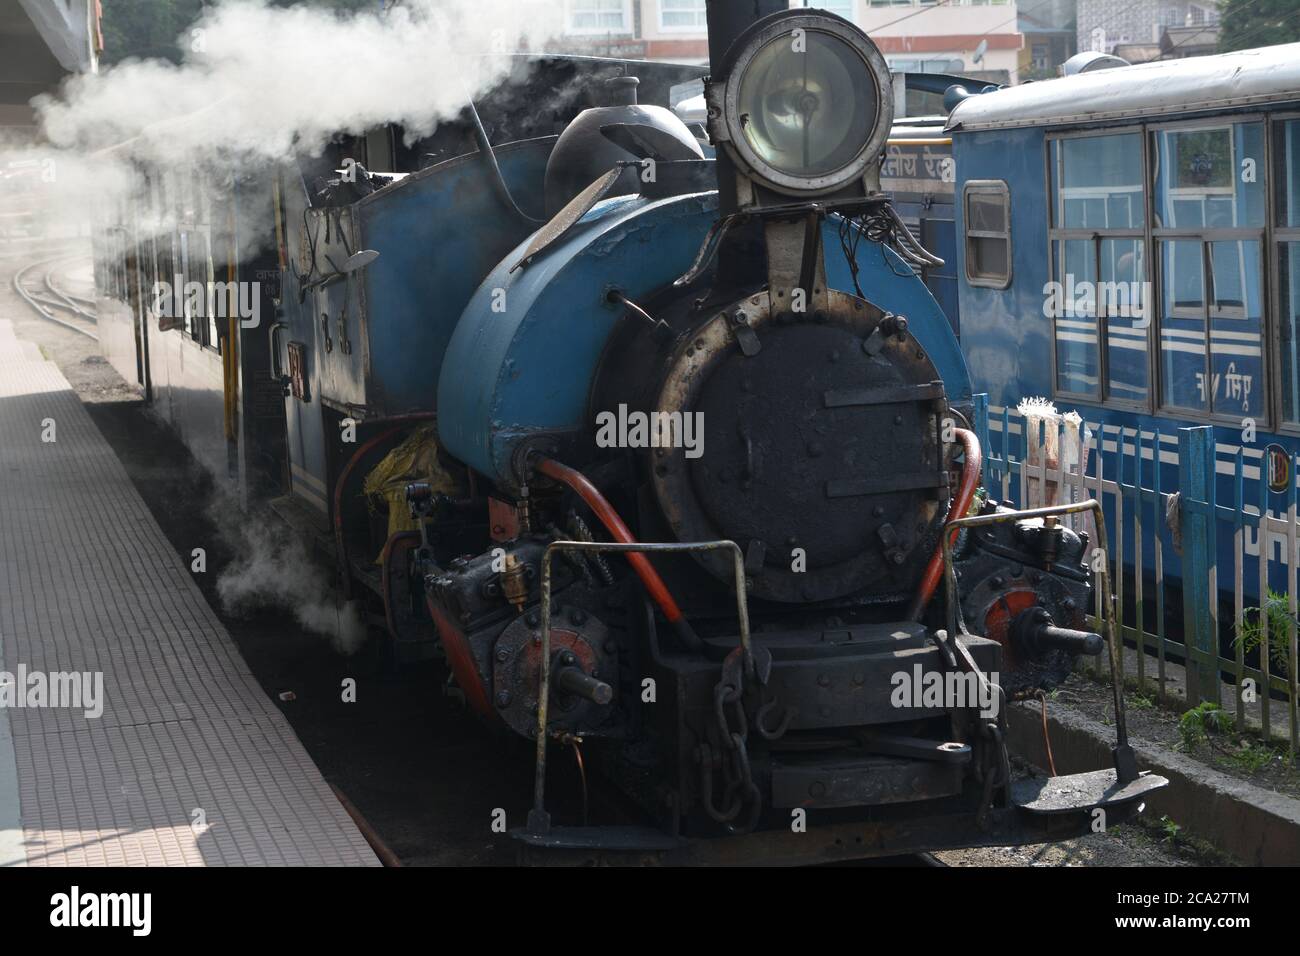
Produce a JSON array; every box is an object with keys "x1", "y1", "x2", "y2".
[{"x1": 0, "y1": 321, "x2": 378, "y2": 866}]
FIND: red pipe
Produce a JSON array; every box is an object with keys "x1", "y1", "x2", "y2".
[
  {"x1": 909, "y1": 427, "x2": 982, "y2": 620},
  {"x1": 534, "y1": 457, "x2": 686, "y2": 625},
  {"x1": 332, "y1": 413, "x2": 437, "y2": 599}
]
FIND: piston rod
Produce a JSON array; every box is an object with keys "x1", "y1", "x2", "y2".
[
  {"x1": 554, "y1": 665, "x2": 614, "y2": 705},
  {"x1": 1013, "y1": 606, "x2": 1104, "y2": 658}
]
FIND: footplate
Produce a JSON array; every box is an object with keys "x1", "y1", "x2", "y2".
[{"x1": 1011, "y1": 768, "x2": 1168, "y2": 815}]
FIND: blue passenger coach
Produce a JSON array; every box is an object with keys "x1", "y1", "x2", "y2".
[{"x1": 947, "y1": 45, "x2": 1300, "y2": 609}]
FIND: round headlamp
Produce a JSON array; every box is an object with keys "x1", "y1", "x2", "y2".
[{"x1": 712, "y1": 11, "x2": 893, "y2": 197}]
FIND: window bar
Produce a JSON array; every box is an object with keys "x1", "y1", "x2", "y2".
[
  {"x1": 1095, "y1": 235, "x2": 1107, "y2": 402},
  {"x1": 1202, "y1": 240, "x2": 1213, "y2": 414}
]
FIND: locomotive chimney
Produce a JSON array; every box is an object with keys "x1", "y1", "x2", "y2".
[{"x1": 705, "y1": 0, "x2": 785, "y2": 215}]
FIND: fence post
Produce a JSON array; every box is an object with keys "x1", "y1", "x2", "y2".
[
  {"x1": 972, "y1": 393, "x2": 990, "y2": 488},
  {"x1": 1178, "y1": 426, "x2": 1220, "y2": 705}
]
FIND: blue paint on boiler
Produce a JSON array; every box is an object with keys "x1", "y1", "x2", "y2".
[
  {"x1": 437, "y1": 191, "x2": 718, "y2": 486},
  {"x1": 438, "y1": 192, "x2": 972, "y2": 489}
]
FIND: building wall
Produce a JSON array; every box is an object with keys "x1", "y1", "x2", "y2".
[
  {"x1": 1076, "y1": 0, "x2": 1218, "y2": 53},
  {"x1": 862, "y1": 3, "x2": 1022, "y2": 76},
  {"x1": 553, "y1": 0, "x2": 1025, "y2": 79}
]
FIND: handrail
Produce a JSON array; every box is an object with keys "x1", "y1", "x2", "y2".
[{"x1": 527, "y1": 537, "x2": 750, "y2": 835}]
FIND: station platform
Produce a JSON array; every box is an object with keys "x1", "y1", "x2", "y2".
[{"x1": 0, "y1": 317, "x2": 379, "y2": 866}]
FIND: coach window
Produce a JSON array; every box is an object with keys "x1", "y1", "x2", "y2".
[
  {"x1": 1048, "y1": 131, "x2": 1147, "y2": 402},
  {"x1": 1274, "y1": 117, "x2": 1300, "y2": 425},
  {"x1": 963, "y1": 180, "x2": 1010, "y2": 288},
  {"x1": 1152, "y1": 121, "x2": 1265, "y2": 419}
]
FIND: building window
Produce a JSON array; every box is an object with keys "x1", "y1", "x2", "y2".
[
  {"x1": 1152, "y1": 121, "x2": 1264, "y2": 418},
  {"x1": 963, "y1": 180, "x2": 1011, "y2": 289},
  {"x1": 567, "y1": 0, "x2": 630, "y2": 34},
  {"x1": 889, "y1": 57, "x2": 965, "y2": 72},
  {"x1": 660, "y1": 0, "x2": 707, "y2": 30},
  {"x1": 1049, "y1": 132, "x2": 1147, "y2": 402},
  {"x1": 791, "y1": 0, "x2": 856, "y2": 16}
]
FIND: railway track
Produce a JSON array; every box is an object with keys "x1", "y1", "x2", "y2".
[{"x1": 11, "y1": 253, "x2": 99, "y2": 341}]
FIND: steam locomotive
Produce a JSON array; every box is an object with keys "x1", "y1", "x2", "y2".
[{"x1": 92, "y1": 2, "x2": 1165, "y2": 864}]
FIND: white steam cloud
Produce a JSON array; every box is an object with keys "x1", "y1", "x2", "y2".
[
  {"x1": 3, "y1": 0, "x2": 561, "y2": 242},
  {"x1": 37, "y1": 0, "x2": 558, "y2": 164},
  {"x1": 215, "y1": 514, "x2": 368, "y2": 655}
]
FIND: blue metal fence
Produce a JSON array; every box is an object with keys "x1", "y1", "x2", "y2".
[{"x1": 972, "y1": 395, "x2": 1299, "y2": 759}]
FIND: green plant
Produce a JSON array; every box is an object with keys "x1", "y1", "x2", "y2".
[
  {"x1": 1129, "y1": 690, "x2": 1155, "y2": 710},
  {"x1": 1178, "y1": 701, "x2": 1232, "y2": 750},
  {"x1": 1236, "y1": 589, "x2": 1296, "y2": 677},
  {"x1": 1159, "y1": 815, "x2": 1182, "y2": 845},
  {"x1": 1223, "y1": 740, "x2": 1279, "y2": 773}
]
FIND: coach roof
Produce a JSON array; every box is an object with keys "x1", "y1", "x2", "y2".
[{"x1": 946, "y1": 43, "x2": 1300, "y2": 133}]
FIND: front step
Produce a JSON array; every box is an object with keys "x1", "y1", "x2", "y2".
[{"x1": 1011, "y1": 768, "x2": 1168, "y2": 815}]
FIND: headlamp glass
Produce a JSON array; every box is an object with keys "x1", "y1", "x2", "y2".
[{"x1": 735, "y1": 30, "x2": 879, "y2": 180}]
